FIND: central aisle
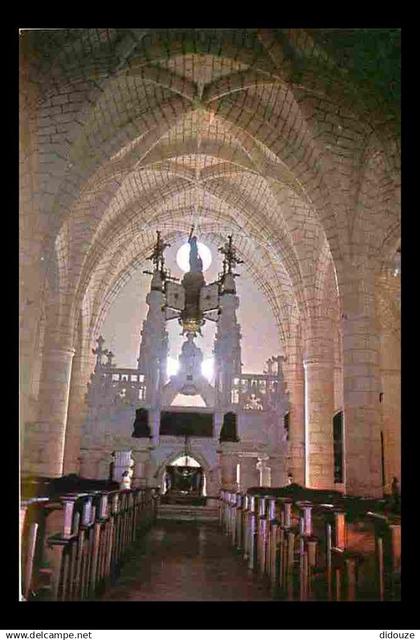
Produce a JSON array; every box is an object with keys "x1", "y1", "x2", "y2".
[{"x1": 100, "y1": 521, "x2": 273, "y2": 601}]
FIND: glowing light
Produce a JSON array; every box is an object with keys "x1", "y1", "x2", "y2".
[
  {"x1": 171, "y1": 455, "x2": 200, "y2": 467},
  {"x1": 167, "y1": 357, "x2": 179, "y2": 377},
  {"x1": 201, "y1": 357, "x2": 214, "y2": 382},
  {"x1": 167, "y1": 355, "x2": 214, "y2": 381},
  {"x1": 176, "y1": 242, "x2": 212, "y2": 272}
]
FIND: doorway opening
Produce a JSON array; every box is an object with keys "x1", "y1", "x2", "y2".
[{"x1": 161, "y1": 453, "x2": 207, "y2": 505}]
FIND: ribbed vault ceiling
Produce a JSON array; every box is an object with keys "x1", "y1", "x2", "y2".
[{"x1": 20, "y1": 29, "x2": 401, "y2": 352}]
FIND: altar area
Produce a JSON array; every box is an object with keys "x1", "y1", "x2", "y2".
[{"x1": 80, "y1": 231, "x2": 289, "y2": 495}]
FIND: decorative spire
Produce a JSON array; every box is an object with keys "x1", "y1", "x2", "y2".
[
  {"x1": 218, "y1": 234, "x2": 244, "y2": 276},
  {"x1": 147, "y1": 231, "x2": 170, "y2": 270},
  {"x1": 143, "y1": 231, "x2": 173, "y2": 282}
]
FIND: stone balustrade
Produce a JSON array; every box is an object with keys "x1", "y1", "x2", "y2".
[
  {"x1": 20, "y1": 486, "x2": 159, "y2": 601},
  {"x1": 219, "y1": 487, "x2": 401, "y2": 601},
  {"x1": 86, "y1": 365, "x2": 148, "y2": 408},
  {"x1": 231, "y1": 372, "x2": 287, "y2": 411}
]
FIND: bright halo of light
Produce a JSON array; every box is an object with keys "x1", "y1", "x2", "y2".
[
  {"x1": 167, "y1": 357, "x2": 179, "y2": 377},
  {"x1": 176, "y1": 242, "x2": 212, "y2": 272},
  {"x1": 201, "y1": 357, "x2": 214, "y2": 382}
]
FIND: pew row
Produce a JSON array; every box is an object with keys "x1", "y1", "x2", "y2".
[
  {"x1": 20, "y1": 487, "x2": 159, "y2": 601},
  {"x1": 219, "y1": 486, "x2": 401, "y2": 601}
]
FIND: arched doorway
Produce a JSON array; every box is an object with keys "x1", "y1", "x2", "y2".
[{"x1": 161, "y1": 453, "x2": 207, "y2": 505}]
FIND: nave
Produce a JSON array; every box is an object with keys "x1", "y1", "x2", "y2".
[
  {"x1": 20, "y1": 484, "x2": 400, "y2": 603},
  {"x1": 100, "y1": 520, "x2": 271, "y2": 601},
  {"x1": 19, "y1": 29, "x2": 401, "y2": 606}
]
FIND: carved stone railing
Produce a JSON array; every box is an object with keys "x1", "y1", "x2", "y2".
[
  {"x1": 219, "y1": 487, "x2": 401, "y2": 601},
  {"x1": 231, "y1": 374, "x2": 288, "y2": 411},
  {"x1": 20, "y1": 487, "x2": 159, "y2": 601},
  {"x1": 86, "y1": 366, "x2": 148, "y2": 409}
]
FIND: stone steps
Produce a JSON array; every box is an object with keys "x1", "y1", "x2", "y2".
[{"x1": 157, "y1": 503, "x2": 220, "y2": 522}]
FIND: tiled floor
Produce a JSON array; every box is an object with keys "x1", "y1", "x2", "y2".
[{"x1": 100, "y1": 521, "x2": 273, "y2": 601}]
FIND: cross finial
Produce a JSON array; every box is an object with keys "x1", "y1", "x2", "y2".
[
  {"x1": 146, "y1": 230, "x2": 170, "y2": 273},
  {"x1": 106, "y1": 351, "x2": 115, "y2": 368},
  {"x1": 218, "y1": 234, "x2": 244, "y2": 275}
]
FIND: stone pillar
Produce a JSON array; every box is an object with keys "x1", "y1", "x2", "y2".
[
  {"x1": 24, "y1": 345, "x2": 75, "y2": 477},
  {"x1": 206, "y1": 466, "x2": 221, "y2": 497},
  {"x1": 340, "y1": 269, "x2": 383, "y2": 497},
  {"x1": 137, "y1": 271, "x2": 167, "y2": 407},
  {"x1": 303, "y1": 360, "x2": 335, "y2": 490},
  {"x1": 214, "y1": 273, "x2": 242, "y2": 409},
  {"x1": 220, "y1": 451, "x2": 239, "y2": 491},
  {"x1": 303, "y1": 315, "x2": 335, "y2": 491},
  {"x1": 257, "y1": 455, "x2": 271, "y2": 487},
  {"x1": 63, "y1": 348, "x2": 91, "y2": 474},
  {"x1": 284, "y1": 358, "x2": 305, "y2": 485}
]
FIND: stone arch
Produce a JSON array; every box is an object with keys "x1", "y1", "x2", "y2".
[
  {"x1": 154, "y1": 446, "x2": 217, "y2": 496},
  {"x1": 20, "y1": 28, "x2": 400, "y2": 494}
]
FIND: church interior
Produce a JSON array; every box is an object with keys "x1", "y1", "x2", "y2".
[{"x1": 19, "y1": 28, "x2": 400, "y2": 602}]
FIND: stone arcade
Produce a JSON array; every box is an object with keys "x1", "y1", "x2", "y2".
[
  {"x1": 20, "y1": 28, "x2": 400, "y2": 500},
  {"x1": 80, "y1": 232, "x2": 289, "y2": 497}
]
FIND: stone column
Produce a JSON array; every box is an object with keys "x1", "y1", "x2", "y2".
[
  {"x1": 220, "y1": 450, "x2": 239, "y2": 491},
  {"x1": 24, "y1": 345, "x2": 75, "y2": 477},
  {"x1": 137, "y1": 271, "x2": 167, "y2": 407},
  {"x1": 303, "y1": 359, "x2": 335, "y2": 490},
  {"x1": 257, "y1": 455, "x2": 272, "y2": 487},
  {"x1": 303, "y1": 313, "x2": 336, "y2": 490},
  {"x1": 63, "y1": 348, "x2": 92, "y2": 474},
  {"x1": 214, "y1": 273, "x2": 242, "y2": 409},
  {"x1": 286, "y1": 368, "x2": 305, "y2": 485},
  {"x1": 206, "y1": 466, "x2": 221, "y2": 497},
  {"x1": 340, "y1": 268, "x2": 383, "y2": 497},
  {"x1": 284, "y1": 344, "x2": 305, "y2": 485}
]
